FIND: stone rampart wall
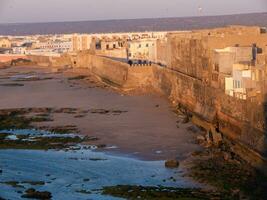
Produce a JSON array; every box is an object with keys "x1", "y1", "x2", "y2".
[
  {"x1": 27, "y1": 55, "x2": 52, "y2": 67},
  {"x1": 125, "y1": 66, "x2": 155, "y2": 89},
  {"x1": 152, "y1": 65, "x2": 267, "y2": 170},
  {"x1": 72, "y1": 53, "x2": 129, "y2": 86},
  {"x1": 27, "y1": 51, "x2": 267, "y2": 170}
]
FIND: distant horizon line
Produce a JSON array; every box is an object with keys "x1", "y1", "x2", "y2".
[{"x1": 0, "y1": 11, "x2": 266, "y2": 26}]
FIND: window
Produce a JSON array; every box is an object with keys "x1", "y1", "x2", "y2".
[
  {"x1": 146, "y1": 43, "x2": 149, "y2": 47},
  {"x1": 212, "y1": 73, "x2": 218, "y2": 81},
  {"x1": 234, "y1": 80, "x2": 241, "y2": 88},
  {"x1": 238, "y1": 81, "x2": 241, "y2": 88},
  {"x1": 214, "y1": 63, "x2": 219, "y2": 72}
]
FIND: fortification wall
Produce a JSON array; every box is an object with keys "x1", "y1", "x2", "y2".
[
  {"x1": 152, "y1": 65, "x2": 267, "y2": 171},
  {"x1": 152, "y1": 66, "x2": 216, "y2": 121},
  {"x1": 156, "y1": 40, "x2": 167, "y2": 65},
  {"x1": 125, "y1": 66, "x2": 155, "y2": 90},
  {"x1": 50, "y1": 54, "x2": 72, "y2": 67},
  {"x1": 95, "y1": 49, "x2": 127, "y2": 59},
  {"x1": 27, "y1": 52, "x2": 128, "y2": 86},
  {"x1": 26, "y1": 51, "x2": 267, "y2": 171},
  {"x1": 27, "y1": 55, "x2": 52, "y2": 67},
  {"x1": 0, "y1": 54, "x2": 27, "y2": 63},
  {"x1": 71, "y1": 53, "x2": 128, "y2": 86},
  {"x1": 90, "y1": 55, "x2": 128, "y2": 86}
]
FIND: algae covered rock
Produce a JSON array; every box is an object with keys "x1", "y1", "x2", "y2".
[
  {"x1": 165, "y1": 159, "x2": 179, "y2": 168},
  {"x1": 21, "y1": 188, "x2": 52, "y2": 199}
]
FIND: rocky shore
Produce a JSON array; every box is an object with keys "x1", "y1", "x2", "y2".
[{"x1": 0, "y1": 65, "x2": 266, "y2": 200}]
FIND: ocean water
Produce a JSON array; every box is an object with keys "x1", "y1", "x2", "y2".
[{"x1": 0, "y1": 148, "x2": 197, "y2": 200}]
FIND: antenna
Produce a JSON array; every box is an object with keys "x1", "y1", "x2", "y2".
[{"x1": 198, "y1": 6, "x2": 203, "y2": 15}]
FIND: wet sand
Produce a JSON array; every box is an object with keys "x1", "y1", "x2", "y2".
[{"x1": 0, "y1": 65, "x2": 201, "y2": 160}]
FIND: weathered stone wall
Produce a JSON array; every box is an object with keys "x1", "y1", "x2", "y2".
[
  {"x1": 167, "y1": 35, "x2": 207, "y2": 80},
  {"x1": 152, "y1": 66, "x2": 216, "y2": 121},
  {"x1": 27, "y1": 55, "x2": 53, "y2": 67},
  {"x1": 0, "y1": 54, "x2": 27, "y2": 63},
  {"x1": 71, "y1": 52, "x2": 129, "y2": 86},
  {"x1": 50, "y1": 54, "x2": 72, "y2": 67},
  {"x1": 152, "y1": 65, "x2": 267, "y2": 170},
  {"x1": 28, "y1": 52, "x2": 129, "y2": 87},
  {"x1": 95, "y1": 48, "x2": 127, "y2": 59},
  {"x1": 90, "y1": 55, "x2": 128, "y2": 86},
  {"x1": 156, "y1": 39, "x2": 167, "y2": 65},
  {"x1": 125, "y1": 66, "x2": 155, "y2": 89},
  {"x1": 217, "y1": 93, "x2": 266, "y2": 155}
]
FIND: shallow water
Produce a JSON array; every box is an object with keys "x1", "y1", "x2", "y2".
[{"x1": 0, "y1": 149, "x2": 197, "y2": 200}]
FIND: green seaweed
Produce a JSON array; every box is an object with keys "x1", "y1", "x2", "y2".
[
  {"x1": 1, "y1": 181, "x2": 24, "y2": 188},
  {"x1": 0, "y1": 134, "x2": 84, "y2": 150},
  {"x1": 102, "y1": 185, "x2": 231, "y2": 200},
  {"x1": 0, "y1": 113, "x2": 32, "y2": 130}
]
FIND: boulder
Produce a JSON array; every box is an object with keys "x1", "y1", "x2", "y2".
[
  {"x1": 165, "y1": 159, "x2": 179, "y2": 168},
  {"x1": 21, "y1": 188, "x2": 52, "y2": 199},
  {"x1": 223, "y1": 152, "x2": 231, "y2": 161},
  {"x1": 196, "y1": 135, "x2": 206, "y2": 144},
  {"x1": 182, "y1": 116, "x2": 190, "y2": 124}
]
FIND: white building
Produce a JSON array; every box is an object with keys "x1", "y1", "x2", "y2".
[
  {"x1": 37, "y1": 40, "x2": 72, "y2": 53},
  {"x1": 12, "y1": 46, "x2": 27, "y2": 54},
  {"x1": 128, "y1": 39, "x2": 157, "y2": 61},
  {"x1": 225, "y1": 63, "x2": 260, "y2": 99}
]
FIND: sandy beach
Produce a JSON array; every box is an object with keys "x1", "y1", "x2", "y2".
[{"x1": 0, "y1": 65, "x2": 201, "y2": 160}]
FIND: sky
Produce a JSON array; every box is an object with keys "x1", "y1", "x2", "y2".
[{"x1": 0, "y1": 0, "x2": 267, "y2": 24}]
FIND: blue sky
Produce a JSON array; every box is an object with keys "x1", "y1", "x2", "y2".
[{"x1": 0, "y1": 0, "x2": 266, "y2": 23}]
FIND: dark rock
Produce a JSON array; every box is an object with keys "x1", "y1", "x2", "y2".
[
  {"x1": 97, "y1": 144, "x2": 106, "y2": 148},
  {"x1": 176, "y1": 114, "x2": 190, "y2": 124},
  {"x1": 21, "y1": 188, "x2": 52, "y2": 199},
  {"x1": 165, "y1": 159, "x2": 179, "y2": 168},
  {"x1": 187, "y1": 125, "x2": 199, "y2": 133},
  {"x1": 21, "y1": 181, "x2": 45, "y2": 186},
  {"x1": 89, "y1": 158, "x2": 107, "y2": 161},
  {"x1": 182, "y1": 116, "x2": 190, "y2": 124},
  {"x1": 196, "y1": 135, "x2": 206, "y2": 144},
  {"x1": 223, "y1": 152, "x2": 231, "y2": 161}
]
